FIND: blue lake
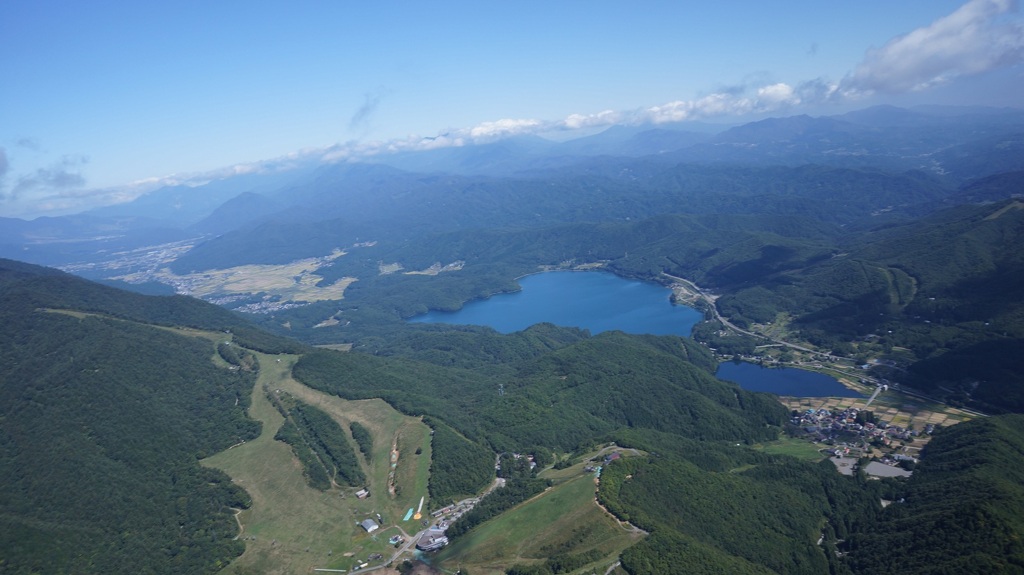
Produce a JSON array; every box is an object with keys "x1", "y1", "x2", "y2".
[
  {"x1": 409, "y1": 271, "x2": 702, "y2": 336},
  {"x1": 409, "y1": 270, "x2": 854, "y2": 398},
  {"x1": 715, "y1": 361, "x2": 863, "y2": 398}
]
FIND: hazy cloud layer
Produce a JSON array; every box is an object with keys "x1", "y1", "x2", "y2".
[
  {"x1": 9, "y1": 155, "x2": 87, "y2": 200},
  {"x1": 7, "y1": 1, "x2": 1023, "y2": 219},
  {"x1": 843, "y1": 0, "x2": 1024, "y2": 94},
  {"x1": 331, "y1": 0, "x2": 1021, "y2": 154}
]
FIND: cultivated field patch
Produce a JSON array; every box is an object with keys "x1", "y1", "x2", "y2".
[{"x1": 116, "y1": 250, "x2": 355, "y2": 303}]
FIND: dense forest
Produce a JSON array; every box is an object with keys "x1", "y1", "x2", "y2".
[
  {"x1": 844, "y1": 415, "x2": 1024, "y2": 573},
  {"x1": 291, "y1": 331, "x2": 787, "y2": 458},
  {"x1": 597, "y1": 434, "x2": 881, "y2": 575},
  {"x1": 0, "y1": 260, "x2": 263, "y2": 574},
  {"x1": 422, "y1": 417, "x2": 495, "y2": 503},
  {"x1": 349, "y1": 421, "x2": 374, "y2": 462}
]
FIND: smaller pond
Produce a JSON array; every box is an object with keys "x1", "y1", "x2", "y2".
[{"x1": 716, "y1": 361, "x2": 863, "y2": 398}]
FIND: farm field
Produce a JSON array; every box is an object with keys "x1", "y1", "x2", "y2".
[
  {"x1": 203, "y1": 352, "x2": 432, "y2": 575},
  {"x1": 116, "y1": 250, "x2": 355, "y2": 302},
  {"x1": 779, "y1": 391, "x2": 975, "y2": 432},
  {"x1": 436, "y1": 460, "x2": 643, "y2": 575}
]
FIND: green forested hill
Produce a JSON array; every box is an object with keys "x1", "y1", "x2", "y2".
[
  {"x1": 291, "y1": 326, "x2": 884, "y2": 573},
  {"x1": 293, "y1": 330, "x2": 785, "y2": 455},
  {"x1": 0, "y1": 258, "x2": 307, "y2": 354},
  {"x1": 844, "y1": 415, "x2": 1024, "y2": 574},
  {"x1": 599, "y1": 442, "x2": 879, "y2": 575},
  {"x1": 734, "y1": 201, "x2": 1024, "y2": 407},
  {"x1": 5, "y1": 242, "x2": 1024, "y2": 575},
  {"x1": 0, "y1": 259, "x2": 271, "y2": 574}
]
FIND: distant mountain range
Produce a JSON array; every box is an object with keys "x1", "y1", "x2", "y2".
[{"x1": 3, "y1": 105, "x2": 1022, "y2": 257}]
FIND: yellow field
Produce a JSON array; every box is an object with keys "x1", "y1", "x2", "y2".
[
  {"x1": 115, "y1": 250, "x2": 356, "y2": 302},
  {"x1": 779, "y1": 392, "x2": 974, "y2": 431}
]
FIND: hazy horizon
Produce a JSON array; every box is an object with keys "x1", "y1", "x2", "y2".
[{"x1": 2, "y1": 0, "x2": 1022, "y2": 219}]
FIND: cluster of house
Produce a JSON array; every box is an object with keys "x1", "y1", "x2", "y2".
[
  {"x1": 495, "y1": 452, "x2": 537, "y2": 472},
  {"x1": 430, "y1": 497, "x2": 479, "y2": 524},
  {"x1": 792, "y1": 407, "x2": 927, "y2": 446},
  {"x1": 413, "y1": 502, "x2": 472, "y2": 552},
  {"x1": 584, "y1": 451, "x2": 621, "y2": 476},
  {"x1": 357, "y1": 513, "x2": 448, "y2": 554},
  {"x1": 416, "y1": 513, "x2": 454, "y2": 552}
]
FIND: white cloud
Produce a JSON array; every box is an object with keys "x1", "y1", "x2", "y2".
[
  {"x1": 757, "y1": 83, "x2": 798, "y2": 105},
  {"x1": 637, "y1": 83, "x2": 808, "y2": 124},
  {"x1": 843, "y1": 0, "x2": 1024, "y2": 94},
  {"x1": 467, "y1": 118, "x2": 544, "y2": 139},
  {"x1": 561, "y1": 109, "x2": 622, "y2": 130}
]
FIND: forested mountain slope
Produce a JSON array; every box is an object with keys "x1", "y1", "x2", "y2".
[
  {"x1": 599, "y1": 436, "x2": 879, "y2": 575},
  {"x1": 715, "y1": 199, "x2": 1024, "y2": 410},
  {"x1": 844, "y1": 414, "x2": 1024, "y2": 574},
  {"x1": 0, "y1": 259, "x2": 300, "y2": 574},
  {"x1": 293, "y1": 329, "x2": 785, "y2": 455}
]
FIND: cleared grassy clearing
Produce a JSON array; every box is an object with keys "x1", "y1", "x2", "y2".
[
  {"x1": 315, "y1": 343, "x2": 353, "y2": 351},
  {"x1": 42, "y1": 308, "x2": 231, "y2": 344},
  {"x1": 204, "y1": 352, "x2": 432, "y2": 574},
  {"x1": 437, "y1": 466, "x2": 643, "y2": 575},
  {"x1": 751, "y1": 436, "x2": 826, "y2": 461}
]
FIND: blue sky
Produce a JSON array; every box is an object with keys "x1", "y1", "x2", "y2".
[{"x1": 1, "y1": 0, "x2": 1022, "y2": 218}]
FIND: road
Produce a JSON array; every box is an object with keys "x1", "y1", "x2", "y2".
[
  {"x1": 663, "y1": 273, "x2": 759, "y2": 338},
  {"x1": 359, "y1": 476, "x2": 508, "y2": 572},
  {"x1": 662, "y1": 273, "x2": 998, "y2": 415},
  {"x1": 663, "y1": 273, "x2": 859, "y2": 362}
]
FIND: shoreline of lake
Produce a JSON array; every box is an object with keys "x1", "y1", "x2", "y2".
[
  {"x1": 715, "y1": 360, "x2": 863, "y2": 398},
  {"x1": 409, "y1": 270, "x2": 701, "y2": 336}
]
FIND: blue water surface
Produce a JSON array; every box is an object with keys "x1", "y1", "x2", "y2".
[
  {"x1": 408, "y1": 271, "x2": 701, "y2": 336},
  {"x1": 716, "y1": 361, "x2": 862, "y2": 398}
]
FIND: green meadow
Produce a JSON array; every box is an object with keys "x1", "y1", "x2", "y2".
[
  {"x1": 204, "y1": 352, "x2": 432, "y2": 574},
  {"x1": 437, "y1": 461, "x2": 644, "y2": 574}
]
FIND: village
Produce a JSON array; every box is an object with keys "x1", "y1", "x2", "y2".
[{"x1": 789, "y1": 402, "x2": 931, "y2": 479}]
